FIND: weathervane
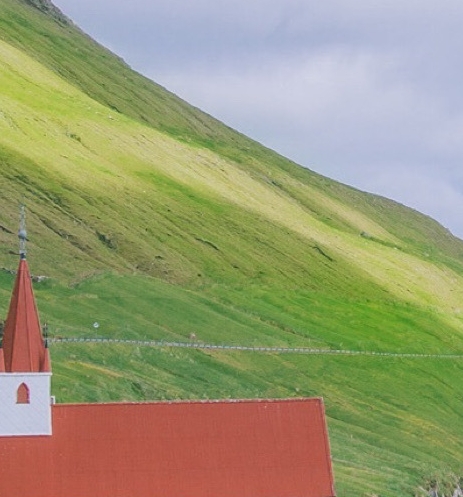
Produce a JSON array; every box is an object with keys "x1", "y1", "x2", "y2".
[{"x1": 18, "y1": 203, "x2": 27, "y2": 260}]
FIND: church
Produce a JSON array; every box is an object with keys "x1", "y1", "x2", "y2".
[{"x1": 0, "y1": 219, "x2": 336, "y2": 497}]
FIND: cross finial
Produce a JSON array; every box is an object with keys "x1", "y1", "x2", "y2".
[{"x1": 18, "y1": 203, "x2": 27, "y2": 260}]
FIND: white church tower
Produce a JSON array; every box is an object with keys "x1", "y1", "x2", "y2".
[{"x1": 0, "y1": 206, "x2": 52, "y2": 436}]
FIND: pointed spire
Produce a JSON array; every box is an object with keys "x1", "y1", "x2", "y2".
[
  {"x1": 2, "y1": 206, "x2": 48, "y2": 373},
  {"x1": 0, "y1": 347, "x2": 5, "y2": 372},
  {"x1": 41, "y1": 347, "x2": 51, "y2": 373},
  {"x1": 41, "y1": 323, "x2": 51, "y2": 373},
  {"x1": 0, "y1": 319, "x2": 4, "y2": 372}
]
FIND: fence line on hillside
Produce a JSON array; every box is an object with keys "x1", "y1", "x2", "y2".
[{"x1": 49, "y1": 337, "x2": 463, "y2": 359}]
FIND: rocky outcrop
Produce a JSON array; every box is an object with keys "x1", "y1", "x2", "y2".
[{"x1": 22, "y1": 0, "x2": 70, "y2": 24}]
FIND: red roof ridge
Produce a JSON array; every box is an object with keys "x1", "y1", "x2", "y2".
[{"x1": 52, "y1": 397, "x2": 324, "y2": 408}]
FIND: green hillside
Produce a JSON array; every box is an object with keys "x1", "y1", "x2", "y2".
[{"x1": 1, "y1": 0, "x2": 463, "y2": 495}]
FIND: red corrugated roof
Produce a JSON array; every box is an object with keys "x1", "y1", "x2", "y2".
[
  {"x1": 0, "y1": 398, "x2": 335, "y2": 497},
  {"x1": 2, "y1": 259, "x2": 48, "y2": 372}
]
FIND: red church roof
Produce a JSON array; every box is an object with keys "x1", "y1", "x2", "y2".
[
  {"x1": 0, "y1": 398, "x2": 335, "y2": 497},
  {"x1": 2, "y1": 258, "x2": 49, "y2": 373}
]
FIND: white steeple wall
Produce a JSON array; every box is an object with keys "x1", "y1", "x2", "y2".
[{"x1": 0, "y1": 372, "x2": 52, "y2": 436}]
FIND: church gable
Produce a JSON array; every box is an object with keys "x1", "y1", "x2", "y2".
[{"x1": 0, "y1": 208, "x2": 52, "y2": 436}]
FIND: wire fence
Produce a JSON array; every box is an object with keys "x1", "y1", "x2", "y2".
[{"x1": 49, "y1": 337, "x2": 463, "y2": 360}]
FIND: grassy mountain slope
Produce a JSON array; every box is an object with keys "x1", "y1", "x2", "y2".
[{"x1": 1, "y1": 1, "x2": 463, "y2": 495}]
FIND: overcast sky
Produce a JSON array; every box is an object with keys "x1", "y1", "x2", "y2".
[{"x1": 52, "y1": 0, "x2": 463, "y2": 238}]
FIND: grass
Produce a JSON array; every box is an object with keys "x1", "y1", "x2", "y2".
[{"x1": 0, "y1": 1, "x2": 463, "y2": 495}]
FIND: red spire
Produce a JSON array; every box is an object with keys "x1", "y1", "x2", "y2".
[
  {"x1": 0, "y1": 347, "x2": 5, "y2": 372},
  {"x1": 2, "y1": 259, "x2": 48, "y2": 373},
  {"x1": 41, "y1": 347, "x2": 51, "y2": 373}
]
